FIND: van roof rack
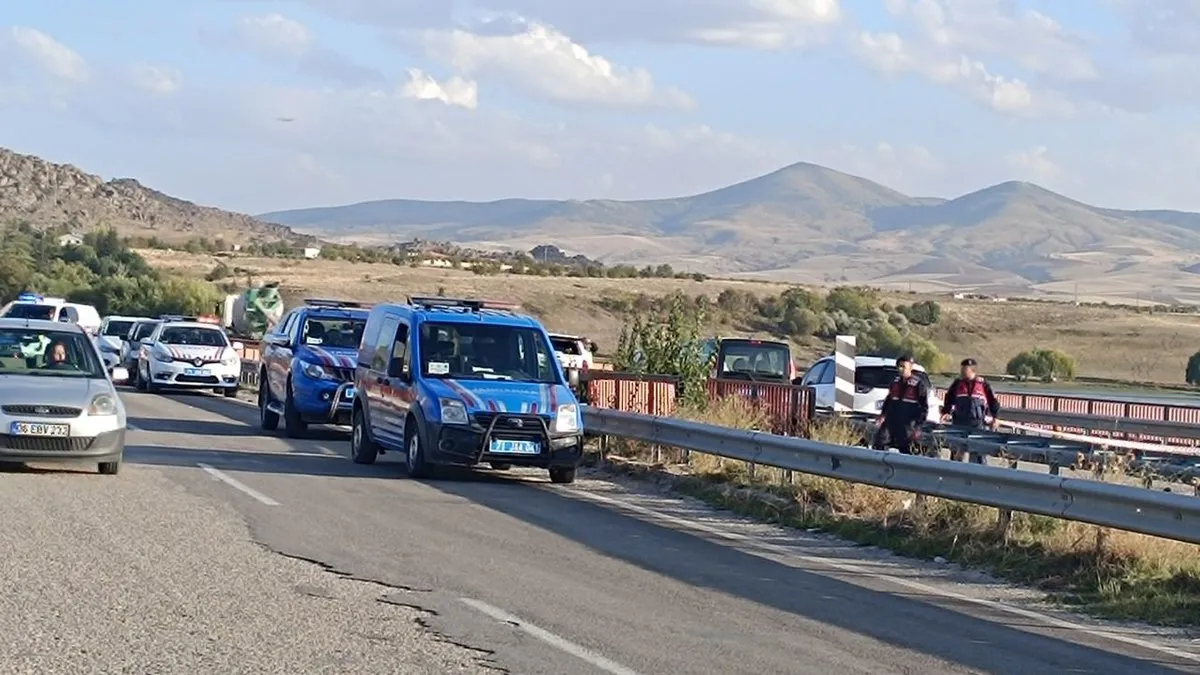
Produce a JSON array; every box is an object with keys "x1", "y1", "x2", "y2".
[
  {"x1": 408, "y1": 296, "x2": 520, "y2": 313},
  {"x1": 304, "y1": 298, "x2": 372, "y2": 309}
]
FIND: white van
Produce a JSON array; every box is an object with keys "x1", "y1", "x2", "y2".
[{"x1": 0, "y1": 293, "x2": 103, "y2": 335}]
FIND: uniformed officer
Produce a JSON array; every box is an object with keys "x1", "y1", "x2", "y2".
[
  {"x1": 873, "y1": 354, "x2": 930, "y2": 455},
  {"x1": 941, "y1": 357, "x2": 1000, "y2": 430}
]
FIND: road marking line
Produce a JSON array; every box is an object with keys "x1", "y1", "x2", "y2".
[
  {"x1": 565, "y1": 487, "x2": 1200, "y2": 664},
  {"x1": 459, "y1": 598, "x2": 641, "y2": 675},
  {"x1": 197, "y1": 463, "x2": 280, "y2": 506}
]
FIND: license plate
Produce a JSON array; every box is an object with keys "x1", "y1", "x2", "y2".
[
  {"x1": 489, "y1": 439, "x2": 540, "y2": 455},
  {"x1": 184, "y1": 368, "x2": 210, "y2": 376},
  {"x1": 10, "y1": 421, "x2": 69, "y2": 437}
]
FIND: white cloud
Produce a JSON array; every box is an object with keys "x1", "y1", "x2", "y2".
[
  {"x1": 400, "y1": 68, "x2": 478, "y2": 109},
  {"x1": 130, "y1": 64, "x2": 181, "y2": 95},
  {"x1": 1005, "y1": 145, "x2": 1058, "y2": 181},
  {"x1": 409, "y1": 16, "x2": 693, "y2": 109},
  {"x1": 207, "y1": 13, "x2": 382, "y2": 85},
  {"x1": 2, "y1": 26, "x2": 88, "y2": 82}
]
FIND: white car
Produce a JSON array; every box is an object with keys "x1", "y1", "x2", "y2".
[
  {"x1": 96, "y1": 315, "x2": 149, "y2": 377},
  {"x1": 0, "y1": 293, "x2": 102, "y2": 335},
  {"x1": 120, "y1": 319, "x2": 162, "y2": 375},
  {"x1": 549, "y1": 333, "x2": 595, "y2": 371},
  {"x1": 798, "y1": 355, "x2": 942, "y2": 423},
  {"x1": 0, "y1": 318, "x2": 127, "y2": 474},
  {"x1": 134, "y1": 319, "x2": 243, "y2": 396}
]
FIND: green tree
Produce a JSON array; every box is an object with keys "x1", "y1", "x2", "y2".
[
  {"x1": 1006, "y1": 348, "x2": 1076, "y2": 382},
  {"x1": 614, "y1": 293, "x2": 709, "y2": 406}
]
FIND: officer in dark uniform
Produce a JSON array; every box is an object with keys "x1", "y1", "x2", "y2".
[
  {"x1": 873, "y1": 354, "x2": 930, "y2": 455},
  {"x1": 941, "y1": 358, "x2": 1000, "y2": 430}
]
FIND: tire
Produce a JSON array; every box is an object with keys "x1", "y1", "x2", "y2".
[
  {"x1": 489, "y1": 462, "x2": 512, "y2": 471},
  {"x1": 98, "y1": 460, "x2": 120, "y2": 475},
  {"x1": 134, "y1": 364, "x2": 146, "y2": 391},
  {"x1": 223, "y1": 386, "x2": 238, "y2": 399},
  {"x1": 404, "y1": 423, "x2": 432, "y2": 479},
  {"x1": 350, "y1": 407, "x2": 378, "y2": 465},
  {"x1": 549, "y1": 466, "x2": 576, "y2": 484},
  {"x1": 259, "y1": 382, "x2": 279, "y2": 431},
  {"x1": 283, "y1": 380, "x2": 308, "y2": 438}
]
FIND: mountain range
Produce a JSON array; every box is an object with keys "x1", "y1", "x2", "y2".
[{"x1": 259, "y1": 162, "x2": 1200, "y2": 301}]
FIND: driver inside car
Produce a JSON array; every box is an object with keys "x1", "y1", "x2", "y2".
[{"x1": 43, "y1": 340, "x2": 74, "y2": 369}]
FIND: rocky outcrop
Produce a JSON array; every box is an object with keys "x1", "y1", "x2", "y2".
[{"x1": 0, "y1": 147, "x2": 304, "y2": 243}]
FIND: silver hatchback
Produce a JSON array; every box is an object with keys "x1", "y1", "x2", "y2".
[{"x1": 0, "y1": 318, "x2": 128, "y2": 474}]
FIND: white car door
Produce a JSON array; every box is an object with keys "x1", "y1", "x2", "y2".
[{"x1": 800, "y1": 360, "x2": 836, "y2": 409}]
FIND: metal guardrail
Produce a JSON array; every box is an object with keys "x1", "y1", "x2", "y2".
[{"x1": 583, "y1": 408, "x2": 1200, "y2": 545}]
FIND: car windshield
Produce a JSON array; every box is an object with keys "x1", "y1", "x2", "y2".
[
  {"x1": 0, "y1": 326, "x2": 105, "y2": 377},
  {"x1": 302, "y1": 316, "x2": 366, "y2": 349},
  {"x1": 718, "y1": 341, "x2": 790, "y2": 379},
  {"x1": 131, "y1": 321, "x2": 160, "y2": 341},
  {"x1": 160, "y1": 327, "x2": 227, "y2": 347},
  {"x1": 4, "y1": 303, "x2": 56, "y2": 320},
  {"x1": 419, "y1": 322, "x2": 558, "y2": 383},
  {"x1": 550, "y1": 337, "x2": 582, "y2": 355},
  {"x1": 103, "y1": 320, "x2": 136, "y2": 337}
]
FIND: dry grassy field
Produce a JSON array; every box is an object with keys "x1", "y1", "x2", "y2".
[{"x1": 143, "y1": 250, "x2": 1200, "y2": 383}]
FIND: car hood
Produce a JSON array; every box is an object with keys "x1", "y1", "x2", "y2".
[
  {"x1": 0, "y1": 374, "x2": 104, "y2": 406},
  {"x1": 298, "y1": 345, "x2": 357, "y2": 369},
  {"x1": 427, "y1": 378, "x2": 574, "y2": 414},
  {"x1": 160, "y1": 343, "x2": 228, "y2": 361}
]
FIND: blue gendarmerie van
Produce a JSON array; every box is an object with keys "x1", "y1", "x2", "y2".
[{"x1": 350, "y1": 296, "x2": 584, "y2": 483}]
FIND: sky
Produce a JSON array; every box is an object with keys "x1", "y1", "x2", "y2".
[{"x1": 2, "y1": 0, "x2": 1200, "y2": 215}]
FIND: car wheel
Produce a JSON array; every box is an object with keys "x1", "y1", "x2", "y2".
[
  {"x1": 489, "y1": 462, "x2": 512, "y2": 471},
  {"x1": 259, "y1": 380, "x2": 280, "y2": 431},
  {"x1": 134, "y1": 364, "x2": 146, "y2": 391},
  {"x1": 283, "y1": 381, "x2": 308, "y2": 438},
  {"x1": 404, "y1": 424, "x2": 431, "y2": 479},
  {"x1": 549, "y1": 466, "x2": 576, "y2": 484},
  {"x1": 350, "y1": 407, "x2": 378, "y2": 465},
  {"x1": 98, "y1": 460, "x2": 120, "y2": 475}
]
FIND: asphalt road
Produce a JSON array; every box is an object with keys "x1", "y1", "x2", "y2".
[{"x1": 6, "y1": 389, "x2": 1200, "y2": 674}]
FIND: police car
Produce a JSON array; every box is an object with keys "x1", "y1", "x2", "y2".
[
  {"x1": 134, "y1": 316, "x2": 244, "y2": 396},
  {"x1": 0, "y1": 292, "x2": 102, "y2": 335},
  {"x1": 258, "y1": 299, "x2": 369, "y2": 438},
  {"x1": 349, "y1": 296, "x2": 584, "y2": 484}
]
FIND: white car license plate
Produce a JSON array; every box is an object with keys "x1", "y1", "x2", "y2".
[
  {"x1": 489, "y1": 439, "x2": 540, "y2": 455},
  {"x1": 184, "y1": 368, "x2": 210, "y2": 376},
  {"x1": 10, "y1": 421, "x2": 70, "y2": 437}
]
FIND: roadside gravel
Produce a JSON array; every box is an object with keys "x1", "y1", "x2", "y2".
[{"x1": 0, "y1": 462, "x2": 499, "y2": 674}]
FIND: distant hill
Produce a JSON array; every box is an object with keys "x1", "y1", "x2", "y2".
[
  {"x1": 259, "y1": 162, "x2": 1200, "y2": 299},
  {"x1": 0, "y1": 147, "x2": 306, "y2": 245}
]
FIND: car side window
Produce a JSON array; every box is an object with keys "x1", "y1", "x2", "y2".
[
  {"x1": 284, "y1": 312, "x2": 302, "y2": 343},
  {"x1": 390, "y1": 323, "x2": 410, "y2": 375},
  {"x1": 802, "y1": 361, "x2": 827, "y2": 385},
  {"x1": 371, "y1": 316, "x2": 399, "y2": 372},
  {"x1": 818, "y1": 362, "x2": 837, "y2": 385}
]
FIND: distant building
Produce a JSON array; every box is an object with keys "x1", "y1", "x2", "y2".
[
  {"x1": 58, "y1": 234, "x2": 83, "y2": 247},
  {"x1": 302, "y1": 247, "x2": 321, "y2": 259}
]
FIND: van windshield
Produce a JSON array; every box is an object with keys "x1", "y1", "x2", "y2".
[
  {"x1": 103, "y1": 320, "x2": 137, "y2": 337},
  {"x1": 419, "y1": 322, "x2": 558, "y2": 383},
  {"x1": 716, "y1": 340, "x2": 791, "y2": 381}
]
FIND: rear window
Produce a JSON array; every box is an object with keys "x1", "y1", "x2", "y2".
[
  {"x1": 857, "y1": 366, "x2": 931, "y2": 389},
  {"x1": 4, "y1": 303, "x2": 57, "y2": 320},
  {"x1": 132, "y1": 322, "x2": 160, "y2": 341},
  {"x1": 550, "y1": 338, "x2": 581, "y2": 355},
  {"x1": 717, "y1": 341, "x2": 791, "y2": 378},
  {"x1": 103, "y1": 320, "x2": 136, "y2": 337}
]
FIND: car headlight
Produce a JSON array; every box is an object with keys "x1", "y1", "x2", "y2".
[
  {"x1": 302, "y1": 361, "x2": 333, "y2": 380},
  {"x1": 88, "y1": 393, "x2": 118, "y2": 416},
  {"x1": 152, "y1": 345, "x2": 173, "y2": 363},
  {"x1": 554, "y1": 403, "x2": 579, "y2": 433},
  {"x1": 440, "y1": 398, "x2": 469, "y2": 425}
]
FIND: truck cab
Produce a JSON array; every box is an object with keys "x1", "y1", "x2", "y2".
[
  {"x1": 349, "y1": 296, "x2": 584, "y2": 484},
  {"x1": 701, "y1": 337, "x2": 799, "y2": 384},
  {"x1": 258, "y1": 299, "x2": 370, "y2": 438}
]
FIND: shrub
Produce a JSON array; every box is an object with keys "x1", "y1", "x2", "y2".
[
  {"x1": 614, "y1": 292, "x2": 710, "y2": 407},
  {"x1": 1006, "y1": 348, "x2": 1077, "y2": 382},
  {"x1": 898, "y1": 300, "x2": 941, "y2": 326}
]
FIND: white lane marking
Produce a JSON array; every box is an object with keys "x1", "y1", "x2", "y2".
[
  {"x1": 459, "y1": 598, "x2": 642, "y2": 675},
  {"x1": 197, "y1": 463, "x2": 281, "y2": 506},
  {"x1": 565, "y1": 487, "x2": 1200, "y2": 664}
]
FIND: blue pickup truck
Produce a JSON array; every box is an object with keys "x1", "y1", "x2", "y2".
[{"x1": 257, "y1": 299, "x2": 369, "y2": 438}]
